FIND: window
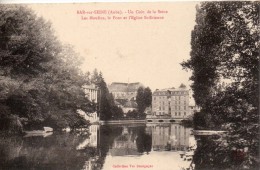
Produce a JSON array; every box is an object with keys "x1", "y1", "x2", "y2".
[
  {"x1": 184, "y1": 112, "x2": 186, "y2": 116},
  {"x1": 179, "y1": 112, "x2": 181, "y2": 116},
  {"x1": 184, "y1": 106, "x2": 186, "y2": 110},
  {"x1": 175, "y1": 112, "x2": 177, "y2": 116},
  {"x1": 154, "y1": 97, "x2": 156, "y2": 100}
]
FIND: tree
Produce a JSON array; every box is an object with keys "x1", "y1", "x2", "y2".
[
  {"x1": 89, "y1": 70, "x2": 111, "y2": 120},
  {"x1": 182, "y1": 2, "x2": 259, "y2": 109},
  {"x1": 89, "y1": 69, "x2": 124, "y2": 120},
  {"x1": 90, "y1": 69, "x2": 100, "y2": 85},
  {"x1": 136, "y1": 87, "x2": 152, "y2": 113},
  {"x1": 181, "y1": 1, "x2": 259, "y2": 168},
  {"x1": 0, "y1": 5, "x2": 93, "y2": 132}
]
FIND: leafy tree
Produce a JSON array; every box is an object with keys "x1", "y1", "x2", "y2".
[
  {"x1": 0, "y1": 5, "x2": 93, "y2": 131},
  {"x1": 90, "y1": 68, "x2": 100, "y2": 85},
  {"x1": 89, "y1": 69, "x2": 124, "y2": 120},
  {"x1": 181, "y1": 1, "x2": 259, "y2": 168},
  {"x1": 126, "y1": 110, "x2": 139, "y2": 119},
  {"x1": 90, "y1": 70, "x2": 111, "y2": 120},
  {"x1": 110, "y1": 105, "x2": 124, "y2": 119},
  {"x1": 136, "y1": 87, "x2": 152, "y2": 113}
]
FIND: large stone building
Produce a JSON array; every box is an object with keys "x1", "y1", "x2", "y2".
[
  {"x1": 82, "y1": 84, "x2": 99, "y2": 103},
  {"x1": 108, "y1": 82, "x2": 143, "y2": 101},
  {"x1": 151, "y1": 84, "x2": 190, "y2": 118},
  {"x1": 78, "y1": 84, "x2": 100, "y2": 123},
  {"x1": 108, "y1": 82, "x2": 143, "y2": 114}
]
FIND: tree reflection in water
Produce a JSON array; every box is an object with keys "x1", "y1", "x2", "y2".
[
  {"x1": 0, "y1": 124, "x2": 197, "y2": 170},
  {"x1": 135, "y1": 126, "x2": 152, "y2": 154},
  {"x1": 0, "y1": 125, "x2": 150, "y2": 170},
  {"x1": 193, "y1": 134, "x2": 258, "y2": 170},
  {"x1": 0, "y1": 132, "x2": 95, "y2": 170}
]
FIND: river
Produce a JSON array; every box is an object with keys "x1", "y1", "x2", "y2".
[{"x1": 0, "y1": 123, "x2": 196, "y2": 170}]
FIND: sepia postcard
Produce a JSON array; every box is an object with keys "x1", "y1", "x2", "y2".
[{"x1": 0, "y1": 1, "x2": 259, "y2": 170}]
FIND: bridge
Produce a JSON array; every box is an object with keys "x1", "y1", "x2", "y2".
[{"x1": 146, "y1": 118, "x2": 185, "y2": 123}]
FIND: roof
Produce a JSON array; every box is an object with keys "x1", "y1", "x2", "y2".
[
  {"x1": 127, "y1": 83, "x2": 143, "y2": 92},
  {"x1": 82, "y1": 84, "x2": 98, "y2": 90},
  {"x1": 153, "y1": 85, "x2": 189, "y2": 96},
  {"x1": 124, "y1": 101, "x2": 138, "y2": 108},
  {"x1": 114, "y1": 101, "x2": 122, "y2": 106},
  {"x1": 108, "y1": 82, "x2": 143, "y2": 92},
  {"x1": 115, "y1": 99, "x2": 128, "y2": 105}
]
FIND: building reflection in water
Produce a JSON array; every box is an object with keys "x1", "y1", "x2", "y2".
[
  {"x1": 108, "y1": 126, "x2": 141, "y2": 156},
  {"x1": 0, "y1": 124, "x2": 195, "y2": 170},
  {"x1": 82, "y1": 124, "x2": 194, "y2": 155},
  {"x1": 76, "y1": 124, "x2": 196, "y2": 170},
  {"x1": 77, "y1": 125, "x2": 99, "y2": 150},
  {"x1": 148, "y1": 124, "x2": 193, "y2": 152},
  {"x1": 77, "y1": 125, "x2": 100, "y2": 170}
]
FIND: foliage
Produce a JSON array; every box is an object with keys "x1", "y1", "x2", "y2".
[
  {"x1": 89, "y1": 69, "x2": 124, "y2": 120},
  {"x1": 182, "y1": 1, "x2": 259, "y2": 108},
  {"x1": 180, "y1": 114, "x2": 194, "y2": 128},
  {"x1": 126, "y1": 110, "x2": 146, "y2": 119},
  {"x1": 181, "y1": 1, "x2": 259, "y2": 169},
  {"x1": 136, "y1": 87, "x2": 152, "y2": 113},
  {"x1": 0, "y1": 5, "x2": 93, "y2": 132},
  {"x1": 193, "y1": 112, "x2": 209, "y2": 130},
  {"x1": 110, "y1": 105, "x2": 124, "y2": 119}
]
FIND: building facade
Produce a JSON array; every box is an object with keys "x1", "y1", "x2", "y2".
[
  {"x1": 152, "y1": 85, "x2": 190, "y2": 118},
  {"x1": 82, "y1": 84, "x2": 99, "y2": 103},
  {"x1": 108, "y1": 82, "x2": 143, "y2": 101},
  {"x1": 78, "y1": 84, "x2": 100, "y2": 123}
]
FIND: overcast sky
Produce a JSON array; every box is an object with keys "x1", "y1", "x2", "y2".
[{"x1": 29, "y1": 2, "x2": 198, "y2": 91}]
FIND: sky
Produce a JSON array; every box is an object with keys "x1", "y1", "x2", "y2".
[{"x1": 29, "y1": 2, "x2": 198, "y2": 91}]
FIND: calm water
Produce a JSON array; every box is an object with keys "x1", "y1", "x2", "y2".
[{"x1": 0, "y1": 124, "x2": 196, "y2": 170}]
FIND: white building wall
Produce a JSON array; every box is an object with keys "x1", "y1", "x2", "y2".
[{"x1": 81, "y1": 84, "x2": 100, "y2": 123}]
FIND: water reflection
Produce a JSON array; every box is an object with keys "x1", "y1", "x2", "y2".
[
  {"x1": 0, "y1": 132, "x2": 96, "y2": 170},
  {"x1": 0, "y1": 124, "x2": 195, "y2": 170},
  {"x1": 149, "y1": 124, "x2": 194, "y2": 152}
]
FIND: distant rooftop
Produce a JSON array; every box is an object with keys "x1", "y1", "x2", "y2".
[
  {"x1": 82, "y1": 84, "x2": 98, "y2": 90},
  {"x1": 153, "y1": 84, "x2": 188, "y2": 95},
  {"x1": 108, "y1": 82, "x2": 144, "y2": 92}
]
